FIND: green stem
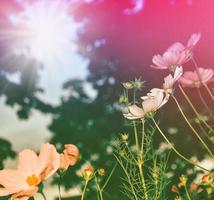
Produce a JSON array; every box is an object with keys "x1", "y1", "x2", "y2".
[
  {"x1": 141, "y1": 119, "x2": 145, "y2": 154},
  {"x1": 185, "y1": 186, "x2": 191, "y2": 200},
  {"x1": 114, "y1": 154, "x2": 138, "y2": 200},
  {"x1": 58, "y1": 175, "x2": 62, "y2": 200},
  {"x1": 138, "y1": 163, "x2": 148, "y2": 200},
  {"x1": 133, "y1": 121, "x2": 139, "y2": 150},
  {"x1": 95, "y1": 176, "x2": 103, "y2": 200},
  {"x1": 179, "y1": 85, "x2": 214, "y2": 134},
  {"x1": 81, "y1": 180, "x2": 88, "y2": 200},
  {"x1": 172, "y1": 95, "x2": 214, "y2": 158},
  {"x1": 101, "y1": 164, "x2": 117, "y2": 191},
  {"x1": 41, "y1": 192, "x2": 47, "y2": 200},
  {"x1": 152, "y1": 118, "x2": 209, "y2": 172}
]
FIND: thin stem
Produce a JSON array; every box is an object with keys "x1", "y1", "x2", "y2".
[
  {"x1": 114, "y1": 154, "x2": 138, "y2": 200},
  {"x1": 204, "y1": 83, "x2": 214, "y2": 102},
  {"x1": 101, "y1": 164, "x2": 117, "y2": 191},
  {"x1": 41, "y1": 192, "x2": 47, "y2": 200},
  {"x1": 81, "y1": 180, "x2": 88, "y2": 200},
  {"x1": 184, "y1": 186, "x2": 191, "y2": 200},
  {"x1": 95, "y1": 176, "x2": 103, "y2": 200},
  {"x1": 138, "y1": 163, "x2": 148, "y2": 200},
  {"x1": 197, "y1": 87, "x2": 214, "y2": 121},
  {"x1": 58, "y1": 175, "x2": 62, "y2": 200},
  {"x1": 179, "y1": 85, "x2": 214, "y2": 134},
  {"x1": 152, "y1": 118, "x2": 209, "y2": 172},
  {"x1": 172, "y1": 95, "x2": 214, "y2": 158},
  {"x1": 141, "y1": 119, "x2": 145, "y2": 154},
  {"x1": 133, "y1": 121, "x2": 139, "y2": 150}
]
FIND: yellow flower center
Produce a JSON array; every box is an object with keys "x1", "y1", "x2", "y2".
[{"x1": 26, "y1": 174, "x2": 38, "y2": 186}]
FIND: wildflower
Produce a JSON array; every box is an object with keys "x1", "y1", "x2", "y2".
[
  {"x1": 82, "y1": 165, "x2": 94, "y2": 181},
  {"x1": 163, "y1": 66, "x2": 183, "y2": 94},
  {"x1": 63, "y1": 144, "x2": 79, "y2": 166},
  {"x1": 123, "y1": 88, "x2": 169, "y2": 120},
  {"x1": 0, "y1": 143, "x2": 60, "y2": 200},
  {"x1": 98, "y1": 168, "x2": 105, "y2": 176},
  {"x1": 178, "y1": 174, "x2": 187, "y2": 187},
  {"x1": 122, "y1": 82, "x2": 133, "y2": 90},
  {"x1": 179, "y1": 68, "x2": 214, "y2": 88},
  {"x1": 151, "y1": 33, "x2": 200, "y2": 71}
]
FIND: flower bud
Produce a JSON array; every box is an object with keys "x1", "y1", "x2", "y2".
[
  {"x1": 122, "y1": 82, "x2": 133, "y2": 90},
  {"x1": 82, "y1": 165, "x2": 94, "y2": 181},
  {"x1": 98, "y1": 168, "x2": 105, "y2": 176}
]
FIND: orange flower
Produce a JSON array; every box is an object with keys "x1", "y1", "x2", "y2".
[
  {"x1": 0, "y1": 143, "x2": 60, "y2": 200},
  {"x1": 63, "y1": 144, "x2": 79, "y2": 166}
]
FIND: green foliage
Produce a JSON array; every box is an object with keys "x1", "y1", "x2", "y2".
[
  {"x1": 0, "y1": 138, "x2": 16, "y2": 170},
  {"x1": 113, "y1": 125, "x2": 169, "y2": 200}
]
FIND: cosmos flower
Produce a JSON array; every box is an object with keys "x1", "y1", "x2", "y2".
[
  {"x1": 151, "y1": 33, "x2": 200, "y2": 71},
  {"x1": 179, "y1": 67, "x2": 214, "y2": 88},
  {"x1": 63, "y1": 144, "x2": 79, "y2": 166},
  {"x1": 0, "y1": 143, "x2": 60, "y2": 200},
  {"x1": 163, "y1": 66, "x2": 183, "y2": 93},
  {"x1": 59, "y1": 144, "x2": 79, "y2": 171},
  {"x1": 124, "y1": 88, "x2": 169, "y2": 119}
]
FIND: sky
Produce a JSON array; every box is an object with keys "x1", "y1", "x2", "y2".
[{"x1": 0, "y1": 0, "x2": 90, "y2": 153}]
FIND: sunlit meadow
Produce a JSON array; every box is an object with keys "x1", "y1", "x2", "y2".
[{"x1": 0, "y1": 1, "x2": 213, "y2": 200}]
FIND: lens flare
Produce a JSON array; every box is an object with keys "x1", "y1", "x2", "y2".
[{"x1": 9, "y1": 0, "x2": 79, "y2": 65}]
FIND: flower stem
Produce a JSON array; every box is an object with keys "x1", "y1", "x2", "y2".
[
  {"x1": 133, "y1": 121, "x2": 139, "y2": 150},
  {"x1": 197, "y1": 87, "x2": 214, "y2": 121},
  {"x1": 138, "y1": 163, "x2": 148, "y2": 200},
  {"x1": 41, "y1": 192, "x2": 47, "y2": 200},
  {"x1": 141, "y1": 119, "x2": 145, "y2": 154},
  {"x1": 58, "y1": 175, "x2": 62, "y2": 200},
  {"x1": 172, "y1": 95, "x2": 214, "y2": 158},
  {"x1": 204, "y1": 82, "x2": 214, "y2": 102},
  {"x1": 185, "y1": 186, "x2": 191, "y2": 200},
  {"x1": 178, "y1": 85, "x2": 214, "y2": 134},
  {"x1": 81, "y1": 180, "x2": 88, "y2": 200},
  {"x1": 151, "y1": 118, "x2": 209, "y2": 172},
  {"x1": 95, "y1": 176, "x2": 103, "y2": 200}
]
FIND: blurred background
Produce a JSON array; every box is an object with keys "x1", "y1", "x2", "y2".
[{"x1": 0, "y1": 0, "x2": 214, "y2": 199}]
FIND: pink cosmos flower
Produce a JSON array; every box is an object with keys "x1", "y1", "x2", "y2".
[
  {"x1": 163, "y1": 66, "x2": 183, "y2": 93},
  {"x1": 0, "y1": 143, "x2": 60, "y2": 200},
  {"x1": 151, "y1": 33, "x2": 201, "y2": 71},
  {"x1": 179, "y1": 67, "x2": 214, "y2": 88},
  {"x1": 124, "y1": 88, "x2": 169, "y2": 119}
]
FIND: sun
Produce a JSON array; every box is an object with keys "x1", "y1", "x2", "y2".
[{"x1": 9, "y1": 0, "x2": 80, "y2": 65}]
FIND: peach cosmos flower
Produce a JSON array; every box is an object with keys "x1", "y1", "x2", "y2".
[
  {"x1": 59, "y1": 144, "x2": 79, "y2": 170},
  {"x1": 179, "y1": 67, "x2": 214, "y2": 88},
  {"x1": 0, "y1": 143, "x2": 60, "y2": 200},
  {"x1": 63, "y1": 144, "x2": 79, "y2": 166},
  {"x1": 124, "y1": 88, "x2": 169, "y2": 119},
  {"x1": 163, "y1": 66, "x2": 183, "y2": 93},
  {"x1": 151, "y1": 33, "x2": 200, "y2": 71}
]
